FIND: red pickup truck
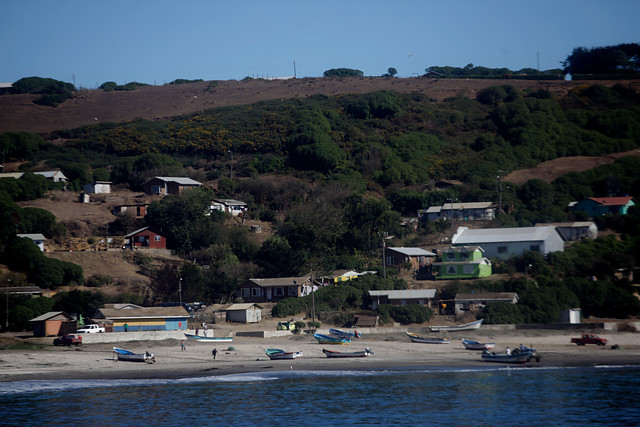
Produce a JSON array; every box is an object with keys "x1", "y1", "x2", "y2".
[
  {"x1": 53, "y1": 334, "x2": 83, "y2": 346},
  {"x1": 571, "y1": 333, "x2": 607, "y2": 346}
]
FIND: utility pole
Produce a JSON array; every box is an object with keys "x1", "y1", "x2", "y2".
[
  {"x1": 496, "y1": 171, "x2": 505, "y2": 215},
  {"x1": 448, "y1": 198, "x2": 456, "y2": 241},
  {"x1": 5, "y1": 279, "x2": 10, "y2": 331},
  {"x1": 379, "y1": 232, "x2": 389, "y2": 279},
  {"x1": 310, "y1": 268, "x2": 315, "y2": 322},
  {"x1": 178, "y1": 277, "x2": 183, "y2": 308},
  {"x1": 293, "y1": 60, "x2": 297, "y2": 79}
]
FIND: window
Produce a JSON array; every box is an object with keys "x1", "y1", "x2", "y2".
[
  {"x1": 275, "y1": 288, "x2": 284, "y2": 296},
  {"x1": 151, "y1": 185, "x2": 162, "y2": 194},
  {"x1": 288, "y1": 287, "x2": 298, "y2": 296},
  {"x1": 251, "y1": 288, "x2": 262, "y2": 297},
  {"x1": 241, "y1": 288, "x2": 250, "y2": 297},
  {"x1": 498, "y1": 246, "x2": 508, "y2": 254},
  {"x1": 460, "y1": 252, "x2": 469, "y2": 261},
  {"x1": 463, "y1": 265, "x2": 474, "y2": 274},
  {"x1": 530, "y1": 245, "x2": 540, "y2": 252},
  {"x1": 448, "y1": 266, "x2": 457, "y2": 274},
  {"x1": 154, "y1": 235, "x2": 161, "y2": 242}
]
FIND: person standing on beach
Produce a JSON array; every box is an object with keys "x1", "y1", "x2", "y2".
[
  {"x1": 195, "y1": 327, "x2": 199, "y2": 336},
  {"x1": 212, "y1": 348, "x2": 217, "y2": 360},
  {"x1": 181, "y1": 340, "x2": 186, "y2": 351},
  {"x1": 203, "y1": 322, "x2": 207, "y2": 337},
  {"x1": 506, "y1": 347, "x2": 511, "y2": 355}
]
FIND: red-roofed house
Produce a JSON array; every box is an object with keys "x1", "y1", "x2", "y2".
[{"x1": 572, "y1": 196, "x2": 635, "y2": 217}]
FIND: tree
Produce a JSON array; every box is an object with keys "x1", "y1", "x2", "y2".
[
  {"x1": 385, "y1": 67, "x2": 398, "y2": 77},
  {"x1": 323, "y1": 68, "x2": 364, "y2": 77}
]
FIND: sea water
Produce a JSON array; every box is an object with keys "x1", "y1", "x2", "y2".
[{"x1": 1, "y1": 365, "x2": 639, "y2": 426}]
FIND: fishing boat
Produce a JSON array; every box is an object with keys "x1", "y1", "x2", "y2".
[
  {"x1": 462, "y1": 339, "x2": 496, "y2": 351},
  {"x1": 329, "y1": 328, "x2": 361, "y2": 339},
  {"x1": 113, "y1": 347, "x2": 155, "y2": 363},
  {"x1": 429, "y1": 319, "x2": 484, "y2": 332},
  {"x1": 265, "y1": 348, "x2": 303, "y2": 360},
  {"x1": 313, "y1": 333, "x2": 351, "y2": 345},
  {"x1": 322, "y1": 348, "x2": 373, "y2": 358},
  {"x1": 184, "y1": 333, "x2": 233, "y2": 343},
  {"x1": 481, "y1": 349, "x2": 539, "y2": 364},
  {"x1": 406, "y1": 332, "x2": 450, "y2": 344}
]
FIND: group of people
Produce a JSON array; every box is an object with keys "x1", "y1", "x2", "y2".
[
  {"x1": 195, "y1": 322, "x2": 208, "y2": 337},
  {"x1": 506, "y1": 344, "x2": 528, "y2": 355}
]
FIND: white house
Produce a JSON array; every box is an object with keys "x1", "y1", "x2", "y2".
[
  {"x1": 83, "y1": 181, "x2": 112, "y2": 194},
  {"x1": 210, "y1": 199, "x2": 248, "y2": 216},
  {"x1": 452, "y1": 225, "x2": 564, "y2": 260},
  {"x1": 17, "y1": 233, "x2": 46, "y2": 251}
]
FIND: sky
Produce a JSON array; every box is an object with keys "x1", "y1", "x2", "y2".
[{"x1": 2, "y1": 0, "x2": 639, "y2": 89}]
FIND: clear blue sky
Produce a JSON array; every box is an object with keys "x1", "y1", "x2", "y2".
[{"x1": 2, "y1": 0, "x2": 638, "y2": 88}]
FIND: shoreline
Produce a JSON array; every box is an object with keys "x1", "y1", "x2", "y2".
[{"x1": 2, "y1": 330, "x2": 639, "y2": 383}]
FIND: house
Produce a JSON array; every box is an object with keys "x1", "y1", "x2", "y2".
[
  {"x1": 29, "y1": 311, "x2": 76, "y2": 337},
  {"x1": 123, "y1": 227, "x2": 167, "y2": 249},
  {"x1": 6, "y1": 285, "x2": 50, "y2": 297},
  {"x1": 385, "y1": 247, "x2": 436, "y2": 270},
  {"x1": 453, "y1": 292, "x2": 519, "y2": 315},
  {"x1": 92, "y1": 304, "x2": 190, "y2": 332},
  {"x1": 82, "y1": 181, "x2": 112, "y2": 194},
  {"x1": 432, "y1": 246, "x2": 492, "y2": 279},
  {"x1": 318, "y1": 270, "x2": 377, "y2": 286},
  {"x1": 210, "y1": 199, "x2": 248, "y2": 216},
  {"x1": 112, "y1": 203, "x2": 150, "y2": 217},
  {"x1": 418, "y1": 201, "x2": 495, "y2": 222},
  {"x1": 237, "y1": 275, "x2": 312, "y2": 303},
  {"x1": 572, "y1": 196, "x2": 635, "y2": 217},
  {"x1": 0, "y1": 170, "x2": 68, "y2": 184},
  {"x1": 17, "y1": 233, "x2": 46, "y2": 251},
  {"x1": 142, "y1": 176, "x2": 202, "y2": 196},
  {"x1": 536, "y1": 222, "x2": 598, "y2": 241},
  {"x1": 452, "y1": 225, "x2": 564, "y2": 260},
  {"x1": 368, "y1": 289, "x2": 436, "y2": 310},
  {"x1": 225, "y1": 303, "x2": 262, "y2": 323}
]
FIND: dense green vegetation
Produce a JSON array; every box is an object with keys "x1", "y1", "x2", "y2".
[
  {"x1": 9, "y1": 77, "x2": 75, "y2": 106},
  {"x1": 3, "y1": 48, "x2": 640, "y2": 328}
]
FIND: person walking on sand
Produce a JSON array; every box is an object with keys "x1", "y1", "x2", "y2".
[
  {"x1": 181, "y1": 340, "x2": 186, "y2": 351},
  {"x1": 212, "y1": 348, "x2": 217, "y2": 360}
]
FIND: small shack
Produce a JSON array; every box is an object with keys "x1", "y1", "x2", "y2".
[
  {"x1": 225, "y1": 303, "x2": 262, "y2": 323},
  {"x1": 29, "y1": 311, "x2": 76, "y2": 337}
]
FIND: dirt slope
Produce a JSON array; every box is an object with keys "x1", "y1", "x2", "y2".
[{"x1": 2, "y1": 77, "x2": 639, "y2": 134}]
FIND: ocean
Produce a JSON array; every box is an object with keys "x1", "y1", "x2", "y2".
[{"x1": 1, "y1": 365, "x2": 639, "y2": 426}]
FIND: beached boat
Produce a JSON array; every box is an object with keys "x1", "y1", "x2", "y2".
[
  {"x1": 313, "y1": 333, "x2": 351, "y2": 345},
  {"x1": 481, "y1": 349, "x2": 540, "y2": 364},
  {"x1": 322, "y1": 348, "x2": 373, "y2": 358},
  {"x1": 406, "y1": 332, "x2": 450, "y2": 344},
  {"x1": 329, "y1": 328, "x2": 361, "y2": 339},
  {"x1": 265, "y1": 348, "x2": 303, "y2": 360},
  {"x1": 184, "y1": 333, "x2": 233, "y2": 343},
  {"x1": 429, "y1": 319, "x2": 484, "y2": 332},
  {"x1": 113, "y1": 347, "x2": 155, "y2": 363},
  {"x1": 462, "y1": 339, "x2": 496, "y2": 351}
]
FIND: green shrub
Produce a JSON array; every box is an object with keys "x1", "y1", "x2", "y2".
[{"x1": 376, "y1": 304, "x2": 433, "y2": 325}]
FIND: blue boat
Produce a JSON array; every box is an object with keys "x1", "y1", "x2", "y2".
[
  {"x1": 313, "y1": 333, "x2": 350, "y2": 345},
  {"x1": 329, "y1": 328, "x2": 361, "y2": 339},
  {"x1": 113, "y1": 347, "x2": 155, "y2": 363}
]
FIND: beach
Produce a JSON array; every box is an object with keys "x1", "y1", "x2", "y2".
[{"x1": 1, "y1": 329, "x2": 639, "y2": 383}]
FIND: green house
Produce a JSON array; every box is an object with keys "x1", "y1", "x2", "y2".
[{"x1": 432, "y1": 246, "x2": 492, "y2": 280}]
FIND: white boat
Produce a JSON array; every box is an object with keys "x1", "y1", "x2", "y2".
[
  {"x1": 265, "y1": 348, "x2": 303, "y2": 360},
  {"x1": 462, "y1": 339, "x2": 495, "y2": 351},
  {"x1": 481, "y1": 349, "x2": 540, "y2": 364},
  {"x1": 406, "y1": 332, "x2": 450, "y2": 344},
  {"x1": 184, "y1": 333, "x2": 233, "y2": 343},
  {"x1": 113, "y1": 347, "x2": 155, "y2": 363},
  {"x1": 429, "y1": 319, "x2": 483, "y2": 332}
]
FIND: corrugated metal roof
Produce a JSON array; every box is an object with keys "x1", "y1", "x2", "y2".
[
  {"x1": 452, "y1": 226, "x2": 558, "y2": 244},
  {"x1": 29, "y1": 311, "x2": 72, "y2": 322},
  {"x1": 587, "y1": 196, "x2": 633, "y2": 206},
  {"x1": 442, "y1": 246, "x2": 483, "y2": 253},
  {"x1": 369, "y1": 289, "x2": 436, "y2": 299},
  {"x1": 455, "y1": 292, "x2": 518, "y2": 302},
  {"x1": 387, "y1": 247, "x2": 436, "y2": 256},
  {"x1": 156, "y1": 176, "x2": 202, "y2": 185},
  {"x1": 95, "y1": 306, "x2": 190, "y2": 319},
  {"x1": 225, "y1": 303, "x2": 261, "y2": 311},
  {"x1": 17, "y1": 233, "x2": 46, "y2": 240},
  {"x1": 248, "y1": 276, "x2": 311, "y2": 287},
  {"x1": 441, "y1": 202, "x2": 493, "y2": 210}
]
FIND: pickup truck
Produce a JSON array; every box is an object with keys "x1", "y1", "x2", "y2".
[
  {"x1": 571, "y1": 333, "x2": 607, "y2": 346},
  {"x1": 77, "y1": 324, "x2": 105, "y2": 333},
  {"x1": 53, "y1": 334, "x2": 83, "y2": 346}
]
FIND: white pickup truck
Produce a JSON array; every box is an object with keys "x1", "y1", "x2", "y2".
[{"x1": 77, "y1": 324, "x2": 105, "y2": 333}]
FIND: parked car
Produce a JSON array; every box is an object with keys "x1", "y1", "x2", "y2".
[
  {"x1": 77, "y1": 324, "x2": 105, "y2": 333},
  {"x1": 53, "y1": 334, "x2": 83, "y2": 346}
]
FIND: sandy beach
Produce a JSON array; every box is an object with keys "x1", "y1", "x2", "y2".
[{"x1": 1, "y1": 328, "x2": 639, "y2": 382}]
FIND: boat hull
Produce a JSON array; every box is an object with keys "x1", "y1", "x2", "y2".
[
  {"x1": 113, "y1": 347, "x2": 155, "y2": 363},
  {"x1": 429, "y1": 319, "x2": 483, "y2": 332},
  {"x1": 329, "y1": 328, "x2": 360, "y2": 339},
  {"x1": 462, "y1": 339, "x2": 496, "y2": 351},
  {"x1": 314, "y1": 333, "x2": 350, "y2": 345},
  {"x1": 265, "y1": 348, "x2": 303, "y2": 360},
  {"x1": 481, "y1": 350, "x2": 539, "y2": 364},
  {"x1": 184, "y1": 333, "x2": 233, "y2": 343},
  {"x1": 406, "y1": 332, "x2": 450, "y2": 344},
  {"x1": 322, "y1": 348, "x2": 373, "y2": 358}
]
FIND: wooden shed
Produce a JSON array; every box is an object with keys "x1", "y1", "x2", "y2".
[
  {"x1": 29, "y1": 311, "x2": 76, "y2": 337},
  {"x1": 225, "y1": 303, "x2": 262, "y2": 323}
]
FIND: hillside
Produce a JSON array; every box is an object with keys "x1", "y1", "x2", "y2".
[{"x1": 2, "y1": 77, "x2": 638, "y2": 134}]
